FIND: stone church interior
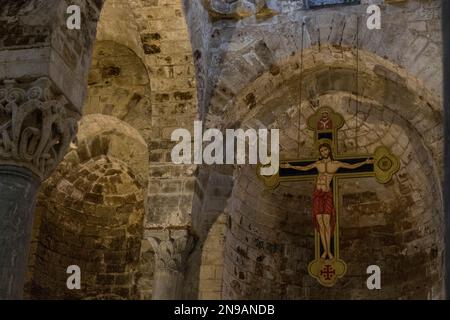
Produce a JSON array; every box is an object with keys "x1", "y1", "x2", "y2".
[{"x1": 0, "y1": 0, "x2": 448, "y2": 300}]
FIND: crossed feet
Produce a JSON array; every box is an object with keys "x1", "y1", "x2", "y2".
[{"x1": 321, "y1": 252, "x2": 334, "y2": 260}]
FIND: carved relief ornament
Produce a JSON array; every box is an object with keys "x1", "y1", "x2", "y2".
[{"x1": 0, "y1": 78, "x2": 79, "y2": 180}]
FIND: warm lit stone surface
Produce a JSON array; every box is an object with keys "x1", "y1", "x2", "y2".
[{"x1": 0, "y1": 0, "x2": 444, "y2": 299}]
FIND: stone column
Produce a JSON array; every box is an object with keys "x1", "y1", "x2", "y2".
[
  {"x1": 0, "y1": 78, "x2": 79, "y2": 299},
  {"x1": 148, "y1": 230, "x2": 195, "y2": 299}
]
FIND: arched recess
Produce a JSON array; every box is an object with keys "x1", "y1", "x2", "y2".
[
  {"x1": 84, "y1": 40, "x2": 152, "y2": 140},
  {"x1": 1, "y1": 0, "x2": 201, "y2": 300},
  {"x1": 197, "y1": 213, "x2": 227, "y2": 300},
  {"x1": 95, "y1": 0, "x2": 146, "y2": 61},
  {"x1": 84, "y1": 0, "x2": 152, "y2": 140},
  {"x1": 202, "y1": 2, "x2": 442, "y2": 122},
  {"x1": 182, "y1": 167, "x2": 233, "y2": 300},
  {"x1": 92, "y1": 0, "x2": 202, "y2": 255},
  {"x1": 24, "y1": 0, "x2": 202, "y2": 300},
  {"x1": 210, "y1": 47, "x2": 444, "y2": 299},
  {"x1": 26, "y1": 115, "x2": 149, "y2": 299}
]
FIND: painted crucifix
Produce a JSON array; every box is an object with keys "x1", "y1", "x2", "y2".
[
  {"x1": 281, "y1": 143, "x2": 374, "y2": 261},
  {"x1": 258, "y1": 107, "x2": 400, "y2": 287}
]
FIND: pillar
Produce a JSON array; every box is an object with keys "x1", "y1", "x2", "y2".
[
  {"x1": 0, "y1": 78, "x2": 79, "y2": 299},
  {"x1": 0, "y1": 167, "x2": 39, "y2": 299},
  {"x1": 148, "y1": 230, "x2": 195, "y2": 299}
]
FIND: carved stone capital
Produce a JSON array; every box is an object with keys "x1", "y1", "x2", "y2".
[
  {"x1": 203, "y1": 0, "x2": 277, "y2": 19},
  {"x1": 0, "y1": 78, "x2": 80, "y2": 181},
  {"x1": 148, "y1": 229, "x2": 196, "y2": 273}
]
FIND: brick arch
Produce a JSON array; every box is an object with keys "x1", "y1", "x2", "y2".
[
  {"x1": 75, "y1": 0, "x2": 201, "y2": 145},
  {"x1": 90, "y1": 1, "x2": 201, "y2": 237},
  {"x1": 206, "y1": 46, "x2": 442, "y2": 178},
  {"x1": 27, "y1": 155, "x2": 145, "y2": 299},
  {"x1": 223, "y1": 160, "x2": 443, "y2": 299},
  {"x1": 84, "y1": 40, "x2": 152, "y2": 140},
  {"x1": 197, "y1": 213, "x2": 227, "y2": 299},
  {"x1": 205, "y1": 47, "x2": 444, "y2": 299},
  {"x1": 202, "y1": 2, "x2": 442, "y2": 121},
  {"x1": 24, "y1": 114, "x2": 151, "y2": 299},
  {"x1": 11, "y1": 0, "x2": 202, "y2": 299},
  {"x1": 299, "y1": 6, "x2": 442, "y2": 97},
  {"x1": 222, "y1": 109, "x2": 444, "y2": 300},
  {"x1": 95, "y1": 0, "x2": 146, "y2": 62},
  {"x1": 67, "y1": 114, "x2": 150, "y2": 185}
]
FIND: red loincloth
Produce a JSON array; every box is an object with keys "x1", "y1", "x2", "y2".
[{"x1": 312, "y1": 189, "x2": 336, "y2": 233}]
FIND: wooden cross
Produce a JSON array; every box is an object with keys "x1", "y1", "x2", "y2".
[{"x1": 258, "y1": 107, "x2": 400, "y2": 287}]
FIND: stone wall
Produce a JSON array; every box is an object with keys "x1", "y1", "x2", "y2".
[
  {"x1": 3, "y1": 0, "x2": 444, "y2": 300},
  {"x1": 183, "y1": 169, "x2": 233, "y2": 299},
  {"x1": 193, "y1": 1, "x2": 445, "y2": 299},
  {"x1": 25, "y1": 113, "x2": 150, "y2": 299},
  {"x1": 215, "y1": 53, "x2": 444, "y2": 298},
  {"x1": 0, "y1": 0, "x2": 103, "y2": 110},
  {"x1": 198, "y1": 213, "x2": 227, "y2": 300},
  {"x1": 28, "y1": 156, "x2": 145, "y2": 299},
  {"x1": 223, "y1": 163, "x2": 443, "y2": 299},
  {"x1": 23, "y1": 0, "x2": 202, "y2": 299},
  {"x1": 189, "y1": 0, "x2": 443, "y2": 124}
]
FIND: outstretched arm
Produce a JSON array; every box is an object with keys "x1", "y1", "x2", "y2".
[
  {"x1": 338, "y1": 158, "x2": 374, "y2": 170},
  {"x1": 280, "y1": 162, "x2": 317, "y2": 171}
]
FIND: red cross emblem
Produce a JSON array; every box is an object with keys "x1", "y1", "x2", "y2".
[{"x1": 320, "y1": 264, "x2": 336, "y2": 281}]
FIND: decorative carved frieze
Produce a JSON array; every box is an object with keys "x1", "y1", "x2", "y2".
[
  {"x1": 149, "y1": 230, "x2": 196, "y2": 272},
  {"x1": 0, "y1": 77, "x2": 80, "y2": 180}
]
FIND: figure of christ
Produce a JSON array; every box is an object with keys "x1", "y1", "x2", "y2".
[{"x1": 281, "y1": 143, "x2": 374, "y2": 260}]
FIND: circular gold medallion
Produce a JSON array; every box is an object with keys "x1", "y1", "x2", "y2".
[{"x1": 378, "y1": 156, "x2": 393, "y2": 171}]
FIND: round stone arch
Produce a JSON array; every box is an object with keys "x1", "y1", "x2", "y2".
[
  {"x1": 197, "y1": 213, "x2": 227, "y2": 300},
  {"x1": 25, "y1": 114, "x2": 150, "y2": 299},
  {"x1": 84, "y1": 40, "x2": 152, "y2": 140},
  {"x1": 71, "y1": 114, "x2": 150, "y2": 185},
  {"x1": 204, "y1": 2, "x2": 442, "y2": 121},
  {"x1": 95, "y1": 0, "x2": 147, "y2": 62},
  {"x1": 87, "y1": 0, "x2": 202, "y2": 233},
  {"x1": 23, "y1": 0, "x2": 202, "y2": 299},
  {"x1": 83, "y1": 0, "x2": 153, "y2": 140},
  {"x1": 210, "y1": 47, "x2": 444, "y2": 299},
  {"x1": 208, "y1": 46, "x2": 442, "y2": 178},
  {"x1": 28, "y1": 155, "x2": 145, "y2": 300},
  {"x1": 93, "y1": 0, "x2": 201, "y2": 133}
]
